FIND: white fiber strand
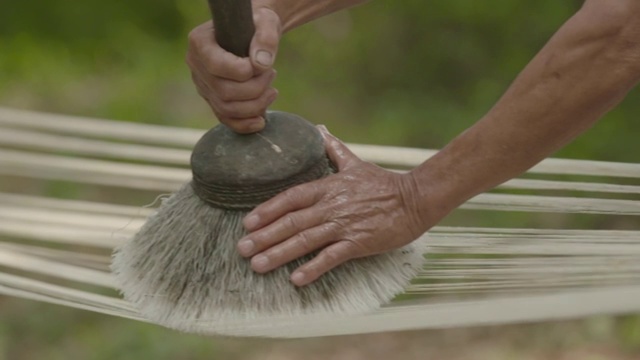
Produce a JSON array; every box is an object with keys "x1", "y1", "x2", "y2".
[{"x1": 1, "y1": 107, "x2": 639, "y2": 338}]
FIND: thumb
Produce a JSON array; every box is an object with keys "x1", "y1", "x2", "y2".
[
  {"x1": 317, "y1": 125, "x2": 360, "y2": 170},
  {"x1": 250, "y1": 8, "x2": 282, "y2": 72}
]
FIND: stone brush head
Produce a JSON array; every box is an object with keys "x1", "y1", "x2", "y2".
[
  {"x1": 111, "y1": 111, "x2": 426, "y2": 337},
  {"x1": 190, "y1": 111, "x2": 329, "y2": 210}
]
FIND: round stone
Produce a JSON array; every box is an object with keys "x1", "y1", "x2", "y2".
[{"x1": 190, "y1": 111, "x2": 328, "y2": 208}]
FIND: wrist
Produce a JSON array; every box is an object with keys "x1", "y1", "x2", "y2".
[
  {"x1": 398, "y1": 169, "x2": 455, "y2": 237},
  {"x1": 403, "y1": 149, "x2": 480, "y2": 231}
]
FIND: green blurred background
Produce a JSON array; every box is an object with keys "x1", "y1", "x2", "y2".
[{"x1": 1, "y1": 0, "x2": 639, "y2": 359}]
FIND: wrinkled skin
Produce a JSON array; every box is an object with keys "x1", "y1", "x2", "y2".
[
  {"x1": 186, "y1": 6, "x2": 282, "y2": 134},
  {"x1": 187, "y1": 0, "x2": 640, "y2": 288},
  {"x1": 236, "y1": 126, "x2": 429, "y2": 286},
  {"x1": 185, "y1": 4, "x2": 431, "y2": 286}
]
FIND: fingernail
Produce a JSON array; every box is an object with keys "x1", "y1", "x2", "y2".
[
  {"x1": 291, "y1": 272, "x2": 306, "y2": 285},
  {"x1": 244, "y1": 214, "x2": 260, "y2": 229},
  {"x1": 256, "y1": 50, "x2": 273, "y2": 67},
  {"x1": 237, "y1": 239, "x2": 254, "y2": 256},
  {"x1": 252, "y1": 254, "x2": 269, "y2": 270}
]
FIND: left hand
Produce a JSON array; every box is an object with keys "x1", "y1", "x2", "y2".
[
  {"x1": 236, "y1": 126, "x2": 429, "y2": 286},
  {"x1": 185, "y1": 5, "x2": 282, "y2": 134}
]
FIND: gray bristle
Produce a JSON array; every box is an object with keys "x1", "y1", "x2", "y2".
[{"x1": 111, "y1": 183, "x2": 426, "y2": 336}]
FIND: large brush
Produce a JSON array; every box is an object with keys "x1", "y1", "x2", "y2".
[{"x1": 111, "y1": 0, "x2": 426, "y2": 336}]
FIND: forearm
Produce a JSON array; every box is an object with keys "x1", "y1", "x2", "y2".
[
  {"x1": 256, "y1": 0, "x2": 370, "y2": 32},
  {"x1": 409, "y1": 0, "x2": 640, "y2": 222}
]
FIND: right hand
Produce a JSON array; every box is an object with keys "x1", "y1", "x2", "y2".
[
  {"x1": 237, "y1": 126, "x2": 432, "y2": 286},
  {"x1": 186, "y1": 6, "x2": 282, "y2": 134}
]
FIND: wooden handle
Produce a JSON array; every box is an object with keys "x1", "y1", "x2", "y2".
[{"x1": 207, "y1": 0, "x2": 255, "y2": 57}]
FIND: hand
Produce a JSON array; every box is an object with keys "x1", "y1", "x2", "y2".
[
  {"x1": 186, "y1": 5, "x2": 282, "y2": 134},
  {"x1": 236, "y1": 126, "x2": 429, "y2": 286}
]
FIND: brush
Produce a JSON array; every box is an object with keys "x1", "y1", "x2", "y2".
[{"x1": 111, "y1": 0, "x2": 426, "y2": 336}]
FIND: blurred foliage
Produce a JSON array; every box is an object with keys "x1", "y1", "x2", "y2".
[
  {"x1": 1, "y1": 0, "x2": 638, "y2": 160},
  {"x1": 1, "y1": 0, "x2": 639, "y2": 359}
]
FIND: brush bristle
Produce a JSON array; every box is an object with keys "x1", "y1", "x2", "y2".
[{"x1": 111, "y1": 183, "x2": 426, "y2": 337}]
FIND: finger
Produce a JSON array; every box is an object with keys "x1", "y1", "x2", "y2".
[
  {"x1": 191, "y1": 72, "x2": 213, "y2": 99},
  {"x1": 290, "y1": 241, "x2": 358, "y2": 286},
  {"x1": 243, "y1": 181, "x2": 323, "y2": 231},
  {"x1": 213, "y1": 69, "x2": 276, "y2": 102},
  {"x1": 188, "y1": 22, "x2": 254, "y2": 81},
  {"x1": 238, "y1": 205, "x2": 328, "y2": 257},
  {"x1": 317, "y1": 125, "x2": 360, "y2": 171},
  {"x1": 250, "y1": 8, "x2": 282, "y2": 72},
  {"x1": 191, "y1": 73, "x2": 266, "y2": 133},
  {"x1": 249, "y1": 222, "x2": 339, "y2": 273},
  {"x1": 219, "y1": 117, "x2": 266, "y2": 134},
  {"x1": 216, "y1": 88, "x2": 278, "y2": 119}
]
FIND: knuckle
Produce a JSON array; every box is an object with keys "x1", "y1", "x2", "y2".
[
  {"x1": 216, "y1": 101, "x2": 231, "y2": 115},
  {"x1": 184, "y1": 52, "x2": 196, "y2": 69},
  {"x1": 207, "y1": 95, "x2": 221, "y2": 109},
  {"x1": 322, "y1": 247, "x2": 344, "y2": 264},
  {"x1": 307, "y1": 182, "x2": 323, "y2": 201},
  {"x1": 218, "y1": 102, "x2": 244, "y2": 118},
  {"x1": 226, "y1": 106, "x2": 247, "y2": 119},
  {"x1": 326, "y1": 214, "x2": 347, "y2": 230},
  {"x1": 284, "y1": 213, "x2": 301, "y2": 230},
  {"x1": 255, "y1": 103, "x2": 269, "y2": 117},
  {"x1": 261, "y1": 69, "x2": 277, "y2": 84},
  {"x1": 195, "y1": 86, "x2": 208, "y2": 99},
  {"x1": 261, "y1": 90, "x2": 275, "y2": 106},
  {"x1": 221, "y1": 119, "x2": 243, "y2": 133},
  {"x1": 296, "y1": 232, "x2": 314, "y2": 252},
  {"x1": 204, "y1": 58, "x2": 238, "y2": 80},
  {"x1": 255, "y1": 8, "x2": 281, "y2": 38},
  {"x1": 322, "y1": 221, "x2": 341, "y2": 238},
  {"x1": 250, "y1": 74, "x2": 271, "y2": 94},
  {"x1": 214, "y1": 112, "x2": 228, "y2": 124},
  {"x1": 253, "y1": 8, "x2": 268, "y2": 22},
  {"x1": 236, "y1": 65, "x2": 254, "y2": 81},
  {"x1": 188, "y1": 22, "x2": 212, "y2": 47},
  {"x1": 244, "y1": 86, "x2": 263, "y2": 100},
  {"x1": 187, "y1": 28, "x2": 200, "y2": 49},
  {"x1": 218, "y1": 92, "x2": 232, "y2": 102},
  {"x1": 228, "y1": 59, "x2": 254, "y2": 81},
  {"x1": 256, "y1": 28, "x2": 279, "y2": 48},
  {"x1": 216, "y1": 83, "x2": 234, "y2": 101},
  {"x1": 203, "y1": 56, "x2": 222, "y2": 75},
  {"x1": 342, "y1": 239, "x2": 363, "y2": 256},
  {"x1": 198, "y1": 89, "x2": 214, "y2": 103},
  {"x1": 207, "y1": 78, "x2": 222, "y2": 91},
  {"x1": 284, "y1": 187, "x2": 304, "y2": 206},
  {"x1": 258, "y1": 100, "x2": 270, "y2": 114}
]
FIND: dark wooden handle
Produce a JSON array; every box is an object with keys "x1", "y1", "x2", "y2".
[{"x1": 207, "y1": 0, "x2": 255, "y2": 57}]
